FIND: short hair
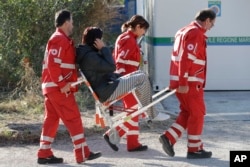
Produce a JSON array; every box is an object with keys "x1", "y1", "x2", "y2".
[
  {"x1": 82, "y1": 27, "x2": 103, "y2": 46},
  {"x1": 55, "y1": 9, "x2": 71, "y2": 27},
  {"x1": 195, "y1": 8, "x2": 216, "y2": 21}
]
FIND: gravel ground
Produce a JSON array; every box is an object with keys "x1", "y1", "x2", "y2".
[
  {"x1": 0, "y1": 91, "x2": 250, "y2": 167},
  {"x1": 0, "y1": 120, "x2": 249, "y2": 167}
]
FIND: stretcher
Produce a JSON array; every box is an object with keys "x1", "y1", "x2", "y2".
[{"x1": 72, "y1": 70, "x2": 176, "y2": 143}]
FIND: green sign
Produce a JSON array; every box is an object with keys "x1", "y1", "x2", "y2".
[
  {"x1": 208, "y1": 0, "x2": 221, "y2": 16},
  {"x1": 145, "y1": 36, "x2": 250, "y2": 46},
  {"x1": 208, "y1": 37, "x2": 250, "y2": 45}
]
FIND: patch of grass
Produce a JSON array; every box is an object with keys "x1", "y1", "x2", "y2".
[{"x1": 0, "y1": 65, "x2": 96, "y2": 145}]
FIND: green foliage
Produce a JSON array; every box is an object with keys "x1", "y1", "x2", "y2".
[
  {"x1": 0, "y1": 0, "x2": 123, "y2": 113},
  {"x1": 0, "y1": 0, "x2": 120, "y2": 88}
]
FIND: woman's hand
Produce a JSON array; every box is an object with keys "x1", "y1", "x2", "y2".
[{"x1": 93, "y1": 38, "x2": 105, "y2": 50}]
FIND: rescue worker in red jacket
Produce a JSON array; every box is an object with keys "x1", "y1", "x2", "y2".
[
  {"x1": 37, "y1": 10, "x2": 101, "y2": 164},
  {"x1": 113, "y1": 15, "x2": 151, "y2": 151},
  {"x1": 159, "y1": 8, "x2": 216, "y2": 159}
]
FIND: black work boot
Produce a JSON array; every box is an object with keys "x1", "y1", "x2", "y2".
[
  {"x1": 187, "y1": 150, "x2": 212, "y2": 159},
  {"x1": 37, "y1": 155, "x2": 63, "y2": 164},
  {"x1": 159, "y1": 134, "x2": 175, "y2": 157},
  {"x1": 77, "y1": 151, "x2": 102, "y2": 164},
  {"x1": 103, "y1": 134, "x2": 119, "y2": 151},
  {"x1": 87, "y1": 152, "x2": 102, "y2": 160},
  {"x1": 128, "y1": 145, "x2": 148, "y2": 152}
]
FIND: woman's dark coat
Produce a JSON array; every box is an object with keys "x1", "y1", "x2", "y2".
[{"x1": 76, "y1": 45, "x2": 120, "y2": 102}]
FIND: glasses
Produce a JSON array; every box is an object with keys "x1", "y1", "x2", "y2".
[{"x1": 209, "y1": 19, "x2": 215, "y2": 27}]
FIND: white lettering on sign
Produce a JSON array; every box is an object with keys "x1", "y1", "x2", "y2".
[{"x1": 239, "y1": 37, "x2": 250, "y2": 43}]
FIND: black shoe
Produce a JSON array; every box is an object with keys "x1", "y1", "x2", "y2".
[
  {"x1": 77, "y1": 152, "x2": 102, "y2": 163},
  {"x1": 87, "y1": 152, "x2": 102, "y2": 160},
  {"x1": 128, "y1": 145, "x2": 148, "y2": 152},
  {"x1": 37, "y1": 155, "x2": 63, "y2": 164},
  {"x1": 159, "y1": 134, "x2": 175, "y2": 157},
  {"x1": 103, "y1": 134, "x2": 119, "y2": 151},
  {"x1": 187, "y1": 150, "x2": 212, "y2": 159}
]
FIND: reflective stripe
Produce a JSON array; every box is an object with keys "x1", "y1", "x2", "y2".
[
  {"x1": 74, "y1": 142, "x2": 87, "y2": 149},
  {"x1": 188, "y1": 134, "x2": 201, "y2": 140},
  {"x1": 61, "y1": 63, "x2": 75, "y2": 69},
  {"x1": 58, "y1": 47, "x2": 62, "y2": 57},
  {"x1": 194, "y1": 59, "x2": 206, "y2": 65},
  {"x1": 119, "y1": 124, "x2": 129, "y2": 132},
  {"x1": 54, "y1": 58, "x2": 62, "y2": 64},
  {"x1": 75, "y1": 142, "x2": 87, "y2": 162},
  {"x1": 115, "y1": 68, "x2": 126, "y2": 74},
  {"x1": 170, "y1": 75, "x2": 179, "y2": 81},
  {"x1": 193, "y1": 43, "x2": 198, "y2": 54},
  {"x1": 42, "y1": 64, "x2": 47, "y2": 69},
  {"x1": 188, "y1": 53, "x2": 206, "y2": 65},
  {"x1": 40, "y1": 135, "x2": 54, "y2": 142},
  {"x1": 171, "y1": 54, "x2": 180, "y2": 61},
  {"x1": 167, "y1": 128, "x2": 178, "y2": 140},
  {"x1": 171, "y1": 44, "x2": 184, "y2": 61},
  {"x1": 58, "y1": 75, "x2": 64, "y2": 82},
  {"x1": 130, "y1": 104, "x2": 138, "y2": 109},
  {"x1": 172, "y1": 53, "x2": 206, "y2": 66},
  {"x1": 126, "y1": 119, "x2": 138, "y2": 127},
  {"x1": 184, "y1": 72, "x2": 188, "y2": 78},
  {"x1": 42, "y1": 82, "x2": 57, "y2": 89},
  {"x1": 170, "y1": 75, "x2": 204, "y2": 83},
  {"x1": 54, "y1": 57, "x2": 75, "y2": 69},
  {"x1": 125, "y1": 104, "x2": 138, "y2": 112},
  {"x1": 72, "y1": 133, "x2": 84, "y2": 142},
  {"x1": 187, "y1": 53, "x2": 196, "y2": 61},
  {"x1": 188, "y1": 141, "x2": 202, "y2": 148},
  {"x1": 172, "y1": 123, "x2": 185, "y2": 133},
  {"x1": 116, "y1": 57, "x2": 140, "y2": 67},
  {"x1": 40, "y1": 144, "x2": 51, "y2": 149},
  {"x1": 118, "y1": 124, "x2": 129, "y2": 138},
  {"x1": 126, "y1": 130, "x2": 139, "y2": 135},
  {"x1": 43, "y1": 57, "x2": 75, "y2": 71},
  {"x1": 188, "y1": 76, "x2": 204, "y2": 82}
]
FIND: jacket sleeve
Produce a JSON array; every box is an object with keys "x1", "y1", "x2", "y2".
[
  {"x1": 47, "y1": 40, "x2": 67, "y2": 89},
  {"x1": 114, "y1": 38, "x2": 140, "y2": 75},
  {"x1": 179, "y1": 29, "x2": 199, "y2": 86}
]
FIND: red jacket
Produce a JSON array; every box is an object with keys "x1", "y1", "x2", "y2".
[
  {"x1": 113, "y1": 30, "x2": 141, "y2": 75},
  {"x1": 169, "y1": 21, "x2": 207, "y2": 89},
  {"x1": 41, "y1": 28, "x2": 77, "y2": 95}
]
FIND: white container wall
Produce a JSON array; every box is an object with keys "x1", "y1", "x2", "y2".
[{"x1": 137, "y1": 0, "x2": 250, "y2": 91}]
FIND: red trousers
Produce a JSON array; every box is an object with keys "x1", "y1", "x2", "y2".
[
  {"x1": 37, "y1": 91, "x2": 90, "y2": 163},
  {"x1": 165, "y1": 86, "x2": 205, "y2": 152},
  {"x1": 115, "y1": 93, "x2": 143, "y2": 150}
]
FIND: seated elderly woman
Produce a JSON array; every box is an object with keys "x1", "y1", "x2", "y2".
[{"x1": 76, "y1": 27, "x2": 156, "y2": 152}]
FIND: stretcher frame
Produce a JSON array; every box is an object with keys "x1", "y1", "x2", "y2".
[{"x1": 72, "y1": 70, "x2": 176, "y2": 131}]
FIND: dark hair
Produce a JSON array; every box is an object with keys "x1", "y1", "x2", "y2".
[
  {"x1": 195, "y1": 8, "x2": 216, "y2": 21},
  {"x1": 121, "y1": 23, "x2": 127, "y2": 33},
  {"x1": 55, "y1": 9, "x2": 71, "y2": 27},
  {"x1": 82, "y1": 27, "x2": 103, "y2": 46},
  {"x1": 123, "y1": 15, "x2": 149, "y2": 30}
]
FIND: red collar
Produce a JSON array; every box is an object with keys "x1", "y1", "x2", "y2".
[
  {"x1": 56, "y1": 28, "x2": 71, "y2": 40},
  {"x1": 127, "y1": 30, "x2": 138, "y2": 39},
  {"x1": 192, "y1": 21, "x2": 207, "y2": 34}
]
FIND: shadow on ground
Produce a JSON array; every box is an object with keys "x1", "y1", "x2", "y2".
[{"x1": 0, "y1": 123, "x2": 108, "y2": 146}]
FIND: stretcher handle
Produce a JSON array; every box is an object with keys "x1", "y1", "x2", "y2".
[
  {"x1": 111, "y1": 89, "x2": 176, "y2": 128},
  {"x1": 71, "y1": 77, "x2": 85, "y2": 87},
  {"x1": 152, "y1": 87, "x2": 171, "y2": 99}
]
